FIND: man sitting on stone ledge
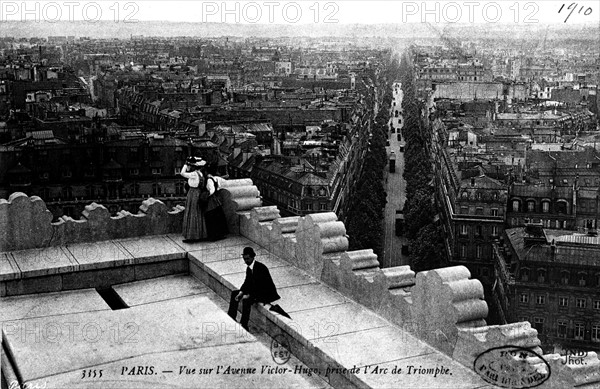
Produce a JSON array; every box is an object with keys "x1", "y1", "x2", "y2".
[{"x1": 227, "y1": 247, "x2": 290, "y2": 330}]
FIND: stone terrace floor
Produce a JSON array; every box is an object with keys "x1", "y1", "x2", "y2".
[{"x1": 1, "y1": 234, "x2": 493, "y2": 388}]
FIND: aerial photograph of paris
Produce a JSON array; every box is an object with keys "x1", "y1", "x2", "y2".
[{"x1": 0, "y1": 1, "x2": 599, "y2": 388}]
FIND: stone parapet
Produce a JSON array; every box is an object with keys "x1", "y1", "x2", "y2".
[
  {"x1": 233, "y1": 199, "x2": 600, "y2": 388},
  {"x1": 0, "y1": 193, "x2": 182, "y2": 252},
  {"x1": 3, "y1": 178, "x2": 600, "y2": 387},
  {"x1": 0, "y1": 179, "x2": 260, "y2": 253},
  {"x1": 219, "y1": 179, "x2": 262, "y2": 235}
]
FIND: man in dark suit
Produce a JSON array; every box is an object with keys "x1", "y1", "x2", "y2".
[{"x1": 227, "y1": 247, "x2": 280, "y2": 330}]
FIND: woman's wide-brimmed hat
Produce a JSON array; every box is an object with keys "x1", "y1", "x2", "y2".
[{"x1": 187, "y1": 156, "x2": 207, "y2": 167}]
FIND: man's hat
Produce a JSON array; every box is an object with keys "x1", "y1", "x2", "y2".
[{"x1": 242, "y1": 247, "x2": 256, "y2": 257}]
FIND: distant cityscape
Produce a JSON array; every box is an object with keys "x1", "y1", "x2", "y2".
[{"x1": 1, "y1": 18, "x2": 600, "y2": 359}]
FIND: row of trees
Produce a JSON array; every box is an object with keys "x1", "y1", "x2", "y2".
[
  {"x1": 399, "y1": 53, "x2": 446, "y2": 272},
  {"x1": 345, "y1": 57, "x2": 399, "y2": 258}
]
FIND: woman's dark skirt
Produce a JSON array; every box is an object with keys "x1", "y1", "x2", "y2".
[
  {"x1": 205, "y1": 194, "x2": 229, "y2": 241},
  {"x1": 183, "y1": 187, "x2": 208, "y2": 240}
]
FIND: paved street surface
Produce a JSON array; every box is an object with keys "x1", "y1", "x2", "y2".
[{"x1": 382, "y1": 82, "x2": 410, "y2": 268}]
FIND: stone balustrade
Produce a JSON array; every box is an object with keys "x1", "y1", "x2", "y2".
[
  {"x1": 0, "y1": 179, "x2": 259, "y2": 252},
  {"x1": 2, "y1": 178, "x2": 600, "y2": 387},
  {"x1": 233, "y1": 203, "x2": 600, "y2": 388}
]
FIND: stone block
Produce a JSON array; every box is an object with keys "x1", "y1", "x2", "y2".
[
  {"x1": 316, "y1": 326, "x2": 433, "y2": 369},
  {"x1": 0, "y1": 253, "x2": 20, "y2": 281},
  {"x1": 79, "y1": 202, "x2": 112, "y2": 242},
  {"x1": 3, "y1": 296, "x2": 255, "y2": 384},
  {"x1": 10, "y1": 247, "x2": 77, "y2": 278},
  {"x1": 0, "y1": 288, "x2": 110, "y2": 321},
  {"x1": 5, "y1": 274, "x2": 62, "y2": 296},
  {"x1": 381, "y1": 265, "x2": 415, "y2": 288},
  {"x1": 452, "y1": 322, "x2": 542, "y2": 369},
  {"x1": 0, "y1": 193, "x2": 54, "y2": 252},
  {"x1": 189, "y1": 260, "x2": 209, "y2": 285},
  {"x1": 65, "y1": 240, "x2": 134, "y2": 271},
  {"x1": 250, "y1": 205, "x2": 280, "y2": 222},
  {"x1": 273, "y1": 216, "x2": 300, "y2": 234},
  {"x1": 277, "y1": 284, "x2": 348, "y2": 313},
  {"x1": 61, "y1": 266, "x2": 135, "y2": 290},
  {"x1": 116, "y1": 235, "x2": 185, "y2": 264},
  {"x1": 138, "y1": 198, "x2": 170, "y2": 235},
  {"x1": 112, "y1": 275, "x2": 209, "y2": 306},
  {"x1": 134, "y1": 259, "x2": 188, "y2": 281},
  {"x1": 412, "y1": 266, "x2": 488, "y2": 355}
]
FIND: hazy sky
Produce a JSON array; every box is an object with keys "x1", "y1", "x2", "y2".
[{"x1": 1, "y1": 1, "x2": 599, "y2": 25}]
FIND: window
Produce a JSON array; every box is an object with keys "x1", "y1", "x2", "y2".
[
  {"x1": 542, "y1": 202, "x2": 550, "y2": 213},
  {"x1": 575, "y1": 323, "x2": 585, "y2": 340},
  {"x1": 533, "y1": 317, "x2": 544, "y2": 333},
  {"x1": 475, "y1": 225, "x2": 483, "y2": 237},
  {"x1": 86, "y1": 185, "x2": 95, "y2": 199},
  {"x1": 593, "y1": 325, "x2": 600, "y2": 342},
  {"x1": 62, "y1": 170, "x2": 72, "y2": 178},
  {"x1": 491, "y1": 226, "x2": 498, "y2": 237},
  {"x1": 461, "y1": 206, "x2": 469, "y2": 214},
  {"x1": 527, "y1": 201, "x2": 535, "y2": 212},
  {"x1": 579, "y1": 274, "x2": 587, "y2": 287},
  {"x1": 475, "y1": 207, "x2": 483, "y2": 215},
  {"x1": 557, "y1": 320, "x2": 567, "y2": 338},
  {"x1": 512, "y1": 200, "x2": 520, "y2": 212},
  {"x1": 561, "y1": 271, "x2": 570, "y2": 285},
  {"x1": 536, "y1": 295, "x2": 546, "y2": 305},
  {"x1": 151, "y1": 168, "x2": 162, "y2": 175},
  {"x1": 576, "y1": 298, "x2": 586, "y2": 308},
  {"x1": 476, "y1": 245, "x2": 482, "y2": 259},
  {"x1": 130, "y1": 169, "x2": 139, "y2": 176},
  {"x1": 129, "y1": 147, "x2": 138, "y2": 161},
  {"x1": 62, "y1": 186, "x2": 73, "y2": 200},
  {"x1": 559, "y1": 297, "x2": 568, "y2": 307},
  {"x1": 594, "y1": 300, "x2": 600, "y2": 310},
  {"x1": 537, "y1": 269, "x2": 546, "y2": 283},
  {"x1": 491, "y1": 208, "x2": 499, "y2": 217},
  {"x1": 460, "y1": 225, "x2": 468, "y2": 236},
  {"x1": 460, "y1": 244, "x2": 467, "y2": 259},
  {"x1": 520, "y1": 293, "x2": 529, "y2": 303},
  {"x1": 319, "y1": 203, "x2": 327, "y2": 211},
  {"x1": 521, "y1": 268, "x2": 529, "y2": 281},
  {"x1": 306, "y1": 203, "x2": 313, "y2": 211},
  {"x1": 152, "y1": 183, "x2": 161, "y2": 196}
]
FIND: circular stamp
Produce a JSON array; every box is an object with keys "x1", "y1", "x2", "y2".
[
  {"x1": 271, "y1": 334, "x2": 292, "y2": 365},
  {"x1": 473, "y1": 346, "x2": 551, "y2": 388}
]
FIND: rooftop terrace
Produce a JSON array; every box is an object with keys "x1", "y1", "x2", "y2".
[{"x1": 1, "y1": 180, "x2": 599, "y2": 388}]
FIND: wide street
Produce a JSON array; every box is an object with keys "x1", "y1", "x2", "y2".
[{"x1": 381, "y1": 82, "x2": 410, "y2": 268}]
